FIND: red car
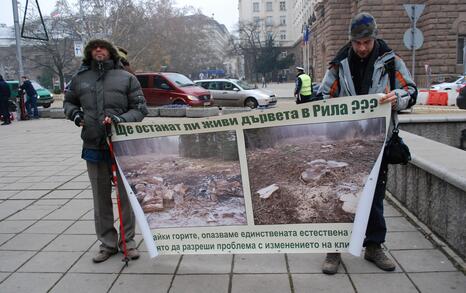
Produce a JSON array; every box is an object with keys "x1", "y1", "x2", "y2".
[{"x1": 135, "y1": 72, "x2": 213, "y2": 107}]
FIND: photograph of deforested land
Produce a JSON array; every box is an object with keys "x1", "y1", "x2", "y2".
[
  {"x1": 113, "y1": 131, "x2": 246, "y2": 228},
  {"x1": 244, "y1": 118, "x2": 386, "y2": 225}
]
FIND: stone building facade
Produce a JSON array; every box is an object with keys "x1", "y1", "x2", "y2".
[{"x1": 309, "y1": 0, "x2": 466, "y2": 87}]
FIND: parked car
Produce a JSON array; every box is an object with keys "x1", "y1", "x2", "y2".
[
  {"x1": 135, "y1": 72, "x2": 212, "y2": 107},
  {"x1": 430, "y1": 76, "x2": 465, "y2": 91},
  {"x1": 194, "y1": 79, "x2": 277, "y2": 108},
  {"x1": 6, "y1": 80, "x2": 54, "y2": 108}
]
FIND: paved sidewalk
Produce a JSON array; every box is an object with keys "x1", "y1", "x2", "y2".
[{"x1": 0, "y1": 119, "x2": 465, "y2": 293}]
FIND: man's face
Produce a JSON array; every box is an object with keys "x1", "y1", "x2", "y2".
[
  {"x1": 351, "y1": 37, "x2": 375, "y2": 59},
  {"x1": 91, "y1": 46, "x2": 110, "y2": 61}
]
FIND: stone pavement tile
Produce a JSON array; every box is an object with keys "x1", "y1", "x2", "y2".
[
  {"x1": 0, "y1": 251, "x2": 35, "y2": 271},
  {"x1": 385, "y1": 217, "x2": 419, "y2": 232},
  {"x1": 384, "y1": 231, "x2": 434, "y2": 250},
  {"x1": 109, "y1": 274, "x2": 172, "y2": 293},
  {"x1": 0, "y1": 177, "x2": 20, "y2": 184},
  {"x1": 43, "y1": 189, "x2": 82, "y2": 199},
  {"x1": 288, "y1": 253, "x2": 344, "y2": 274},
  {"x1": 75, "y1": 189, "x2": 93, "y2": 199},
  {"x1": 9, "y1": 190, "x2": 49, "y2": 200},
  {"x1": 0, "y1": 190, "x2": 19, "y2": 199},
  {"x1": 64, "y1": 220, "x2": 95, "y2": 234},
  {"x1": 0, "y1": 220, "x2": 35, "y2": 233},
  {"x1": 0, "y1": 272, "x2": 62, "y2": 293},
  {"x1": 0, "y1": 233, "x2": 56, "y2": 251},
  {"x1": 350, "y1": 273, "x2": 418, "y2": 293},
  {"x1": 81, "y1": 210, "x2": 94, "y2": 220},
  {"x1": 49, "y1": 273, "x2": 116, "y2": 293},
  {"x1": 409, "y1": 272, "x2": 466, "y2": 293},
  {"x1": 121, "y1": 255, "x2": 180, "y2": 274},
  {"x1": 0, "y1": 233, "x2": 15, "y2": 245},
  {"x1": 23, "y1": 220, "x2": 74, "y2": 234},
  {"x1": 69, "y1": 251, "x2": 127, "y2": 273},
  {"x1": 231, "y1": 274, "x2": 290, "y2": 293},
  {"x1": 292, "y1": 274, "x2": 354, "y2": 293},
  {"x1": 27, "y1": 182, "x2": 63, "y2": 190},
  {"x1": 33, "y1": 199, "x2": 69, "y2": 206},
  {"x1": 0, "y1": 272, "x2": 10, "y2": 282},
  {"x1": 342, "y1": 252, "x2": 402, "y2": 273},
  {"x1": 15, "y1": 176, "x2": 50, "y2": 183},
  {"x1": 18, "y1": 251, "x2": 83, "y2": 272},
  {"x1": 1, "y1": 182, "x2": 34, "y2": 190},
  {"x1": 44, "y1": 200, "x2": 93, "y2": 220},
  {"x1": 43, "y1": 234, "x2": 96, "y2": 252},
  {"x1": 391, "y1": 249, "x2": 457, "y2": 272},
  {"x1": 7, "y1": 208, "x2": 53, "y2": 220},
  {"x1": 171, "y1": 275, "x2": 229, "y2": 293},
  {"x1": 177, "y1": 254, "x2": 232, "y2": 274},
  {"x1": 234, "y1": 253, "x2": 287, "y2": 273},
  {"x1": 46, "y1": 175, "x2": 76, "y2": 183},
  {"x1": 57, "y1": 182, "x2": 90, "y2": 190},
  {"x1": 0, "y1": 200, "x2": 34, "y2": 219}
]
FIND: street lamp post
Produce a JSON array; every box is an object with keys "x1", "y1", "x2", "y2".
[{"x1": 12, "y1": 0, "x2": 24, "y2": 80}]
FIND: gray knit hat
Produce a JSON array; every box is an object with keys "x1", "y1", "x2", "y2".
[{"x1": 349, "y1": 12, "x2": 378, "y2": 41}]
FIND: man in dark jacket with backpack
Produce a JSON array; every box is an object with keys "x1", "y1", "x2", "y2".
[
  {"x1": 19, "y1": 76, "x2": 39, "y2": 119},
  {"x1": 318, "y1": 12, "x2": 417, "y2": 274},
  {"x1": 64, "y1": 39, "x2": 148, "y2": 263}
]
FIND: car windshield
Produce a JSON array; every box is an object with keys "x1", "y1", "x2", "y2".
[
  {"x1": 164, "y1": 73, "x2": 195, "y2": 87},
  {"x1": 235, "y1": 80, "x2": 254, "y2": 90},
  {"x1": 31, "y1": 81, "x2": 44, "y2": 90}
]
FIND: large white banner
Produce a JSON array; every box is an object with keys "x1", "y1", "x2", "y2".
[{"x1": 111, "y1": 95, "x2": 390, "y2": 257}]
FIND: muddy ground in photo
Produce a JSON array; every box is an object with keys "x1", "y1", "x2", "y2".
[
  {"x1": 118, "y1": 154, "x2": 246, "y2": 228},
  {"x1": 247, "y1": 137, "x2": 384, "y2": 225}
]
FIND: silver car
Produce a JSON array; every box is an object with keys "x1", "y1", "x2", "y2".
[{"x1": 194, "y1": 79, "x2": 277, "y2": 108}]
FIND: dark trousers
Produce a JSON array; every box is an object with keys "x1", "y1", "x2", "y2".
[
  {"x1": 25, "y1": 95, "x2": 39, "y2": 118},
  {"x1": 296, "y1": 94, "x2": 322, "y2": 104},
  {"x1": 363, "y1": 158, "x2": 388, "y2": 246},
  {"x1": 0, "y1": 98, "x2": 10, "y2": 123}
]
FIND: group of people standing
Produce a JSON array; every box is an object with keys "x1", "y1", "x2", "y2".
[
  {"x1": 0, "y1": 75, "x2": 39, "y2": 125},
  {"x1": 60, "y1": 12, "x2": 418, "y2": 274}
]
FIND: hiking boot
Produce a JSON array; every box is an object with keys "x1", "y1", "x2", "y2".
[
  {"x1": 92, "y1": 250, "x2": 117, "y2": 263},
  {"x1": 364, "y1": 244, "x2": 396, "y2": 271},
  {"x1": 127, "y1": 248, "x2": 140, "y2": 260},
  {"x1": 322, "y1": 253, "x2": 341, "y2": 275}
]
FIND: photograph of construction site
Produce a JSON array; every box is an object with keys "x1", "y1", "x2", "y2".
[
  {"x1": 113, "y1": 131, "x2": 247, "y2": 229},
  {"x1": 244, "y1": 117, "x2": 386, "y2": 225}
]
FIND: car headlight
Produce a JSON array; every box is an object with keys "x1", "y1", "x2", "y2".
[
  {"x1": 50, "y1": 94, "x2": 53, "y2": 98},
  {"x1": 187, "y1": 95, "x2": 199, "y2": 101}
]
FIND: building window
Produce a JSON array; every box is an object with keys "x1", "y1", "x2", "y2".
[
  {"x1": 280, "y1": 31, "x2": 286, "y2": 40},
  {"x1": 458, "y1": 35, "x2": 465, "y2": 64},
  {"x1": 280, "y1": 16, "x2": 286, "y2": 26},
  {"x1": 280, "y1": 1, "x2": 286, "y2": 11},
  {"x1": 266, "y1": 2, "x2": 273, "y2": 12},
  {"x1": 266, "y1": 31, "x2": 273, "y2": 40},
  {"x1": 265, "y1": 16, "x2": 273, "y2": 26},
  {"x1": 253, "y1": 2, "x2": 259, "y2": 12},
  {"x1": 280, "y1": 51, "x2": 287, "y2": 58},
  {"x1": 253, "y1": 16, "x2": 260, "y2": 25}
]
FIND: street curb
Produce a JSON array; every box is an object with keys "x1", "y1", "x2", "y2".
[{"x1": 385, "y1": 191, "x2": 466, "y2": 273}]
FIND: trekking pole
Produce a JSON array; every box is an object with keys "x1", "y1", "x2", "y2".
[{"x1": 104, "y1": 118, "x2": 130, "y2": 266}]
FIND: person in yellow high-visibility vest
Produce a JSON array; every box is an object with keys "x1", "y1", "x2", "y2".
[{"x1": 294, "y1": 67, "x2": 313, "y2": 104}]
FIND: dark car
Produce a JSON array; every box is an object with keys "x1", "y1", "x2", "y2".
[{"x1": 135, "y1": 72, "x2": 213, "y2": 107}]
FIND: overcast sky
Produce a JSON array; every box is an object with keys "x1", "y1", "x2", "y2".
[{"x1": 0, "y1": 0, "x2": 239, "y2": 32}]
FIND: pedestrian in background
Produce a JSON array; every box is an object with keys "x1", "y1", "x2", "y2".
[
  {"x1": 294, "y1": 67, "x2": 313, "y2": 104},
  {"x1": 19, "y1": 75, "x2": 39, "y2": 119},
  {"x1": 318, "y1": 12, "x2": 417, "y2": 275},
  {"x1": 0, "y1": 74, "x2": 11, "y2": 125},
  {"x1": 64, "y1": 38, "x2": 148, "y2": 263},
  {"x1": 261, "y1": 75, "x2": 267, "y2": 88}
]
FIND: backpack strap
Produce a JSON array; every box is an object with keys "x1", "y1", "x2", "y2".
[{"x1": 384, "y1": 57, "x2": 396, "y2": 91}]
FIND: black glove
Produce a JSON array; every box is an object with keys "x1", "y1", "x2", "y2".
[
  {"x1": 73, "y1": 111, "x2": 84, "y2": 127},
  {"x1": 110, "y1": 114, "x2": 125, "y2": 124}
]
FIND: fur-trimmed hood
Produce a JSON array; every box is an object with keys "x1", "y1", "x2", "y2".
[{"x1": 82, "y1": 39, "x2": 120, "y2": 65}]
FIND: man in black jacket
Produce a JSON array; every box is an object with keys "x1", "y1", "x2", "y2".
[
  {"x1": 19, "y1": 76, "x2": 39, "y2": 119},
  {"x1": 0, "y1": 75, "x2": 11, "y2": 125},
  {"x1": 64, "y1": 39, "x2": 148, "y2": 263}
]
